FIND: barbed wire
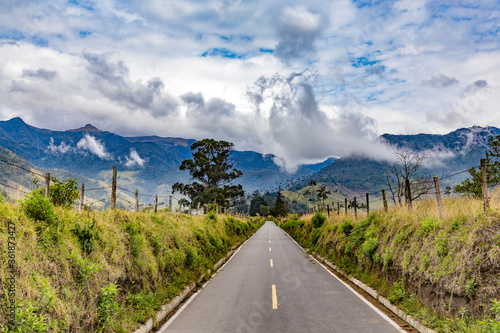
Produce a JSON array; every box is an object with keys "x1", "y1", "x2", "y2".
[
  {"x1": 439, "y1": 166, "x2": 478, "y2": 181},
  {"x1": 86, "y1": 186, "x2": 112, "y2": 191},
  {"x1": 0, "y1": 181, "x2": 30, "y2": 194},
  {"x1": 116, "y1": 196, "x2": 135, "y2": 206},
  {"x1": 302, "y1": 163, "x2": 488, "y2": 215},
  {"x1": 0, "y1": 157, "x2": 44, "y2": 177}
]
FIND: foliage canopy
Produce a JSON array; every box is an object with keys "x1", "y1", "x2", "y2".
[{"x1": 172, "y1": 139, "x2": 244, "y2": 209}]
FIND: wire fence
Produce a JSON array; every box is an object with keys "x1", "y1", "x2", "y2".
[
  {"x1": 302, "y1": 161, "x2": 495, "y2": 219},
  {"x1": 0, "y1": 157, "x2": 190, "y2": 213},
  {"x1": 1, "y1": 153, "x2": 497, "y2": 218}
]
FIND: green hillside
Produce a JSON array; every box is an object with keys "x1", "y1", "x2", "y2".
[{"x1": 0, "y1": 200, "x2": 262, "y2": 332}]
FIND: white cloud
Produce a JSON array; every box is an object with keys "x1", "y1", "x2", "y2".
[
  {"x1": 125, "y1": 148, "x2": 145, "y2": 167},
  {"x1": 0, "y1": 0, "x2": 499, "y2": 171},
  {"x1": 47, "y1": 138, "x2": 74, "y2": 154},
  {"x1": 76, "y1": 134, "x2": 110, "y2": 159}
]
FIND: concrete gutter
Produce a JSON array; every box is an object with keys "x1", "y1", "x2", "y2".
[{"x1": 313, "y1": 252, "x2": 437, "y2": 333}]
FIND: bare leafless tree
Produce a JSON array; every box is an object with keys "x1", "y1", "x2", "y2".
[{"x1": 380, "y1": 150, "x2": 433, "y2": 205}]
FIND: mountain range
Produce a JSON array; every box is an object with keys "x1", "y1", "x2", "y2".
[
  {"x1": 0, "y1": 117, "x2": 498, "y2": 210},
  {"x1": 0, "y1": 117, "x2": 334, "y2": 204}
]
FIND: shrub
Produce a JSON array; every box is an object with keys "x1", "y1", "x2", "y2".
[
  {"x1": 312, "y1": 212, "x2": 326, "y2": 228},
  {"x1": 361, "y1": 237, "x2": 379, "y2": 260},
  {"x1": 33, "y1": 176, "x2": 79, "y2": 208},
  {"x1": 184, "y1": 246, "x2": 198, "y2": 268},
  {"x1": 21, "y1": 192, "x2": 57, "y2": 225},
  {"x1": 207, "y1": 211, "x2": 217, "y2": 221},
  {"x1": 340, "y1": 219, "x2": 353, "y2": 236}
]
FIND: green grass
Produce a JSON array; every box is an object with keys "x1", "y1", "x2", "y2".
[
  {"x1": 0, "y1": 202, "x2": 263, "y2": 332},
  {"x1": 280, "y1": 196, "x2": 500, "y2": 332}
]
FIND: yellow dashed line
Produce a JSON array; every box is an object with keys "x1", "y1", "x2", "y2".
[
  {"x1": 272, "y1": 285, "x2": 278, "y2": 309},
  {"x1": 270, "y1": 259, "x2": 273, "y2": 267},
  {"x1": 269, "y1": 247, "x2": 272, "y2": 252}
]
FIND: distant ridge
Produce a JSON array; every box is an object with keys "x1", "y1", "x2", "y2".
[{"x1": 67, "y1": 124, "x2": 102, "y2": 132}]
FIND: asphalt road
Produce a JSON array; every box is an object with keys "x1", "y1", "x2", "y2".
[{"x1": 160, "y1": 221, "x2": 405, "y2": 333}]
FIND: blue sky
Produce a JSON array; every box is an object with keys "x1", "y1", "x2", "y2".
[{"x1": 0, "y1": 0, "x2": 499, "y2": 170}]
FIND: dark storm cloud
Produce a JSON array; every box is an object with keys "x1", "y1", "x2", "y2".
[
  {"x1": 274, "y1": 6, "x2": 323, "y2": 63},
  {"x1": 182, "y1": 92, "x2": 235, "y2": 118},
  {"x1": 22, "y1": 68, "x2": 57, "y2": 80},
  {"x1": 83, "y1": 52, "x2": 178, "y2": 117}
]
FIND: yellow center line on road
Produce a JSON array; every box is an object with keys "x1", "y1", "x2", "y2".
[
  {"x1": 272, "y1": 285, "x2": 278, "y2": 309},
  {"x1": 270, "y1": 259, "x2": 273, "y2": 267},
  {"x1": 269, "y1": 247, "x2": 272, "y2": 252},
  {"x1": 269, "y1": 240, "x2": 271, "y2": 243}
]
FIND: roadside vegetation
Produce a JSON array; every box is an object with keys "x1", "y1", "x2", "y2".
[
  {"x1": 281, "y1": 194, "x2": 500, "y2": 332},
  {"x1": 0, "y1": 191, "x2": 262, "y2": 332}
]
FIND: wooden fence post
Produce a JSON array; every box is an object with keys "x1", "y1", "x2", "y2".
[
  {"x1": 337, "y1": 201, "x2": 340, "y2": 215},
  {"x1": 197, "y1": 202, "x2": 201, "y2": 215},
  {"x1": 169, "y1": 195, "x2": 172, "y2": 212},
  {"x1": 110, "y1": 166, "x2": 117, "y2": 210},
  {"x1": 382, "y1": 189, "x2": 388, "y2": 212},
  {"x1": 327, "y1": 204, "x2": 330, "y2": 217},
  {"x1": 79, "y1": 183, "x2": 85, "y2": 213},
  {"x1": 45, "y1": 173, "x2": 50, "y2": 197},
  {"x1": 344, "y1": 198, "x2": 348, "y2": 216},
  {"x1": 354, "y1": 197, "x2": 357, "y2": 219},
  {"x1": 366, "y1": 193, "x2": 370, "y2": 216},
  {"x1": 433, "y1": 176, "x2": 444, "y2": 219},
  {"x1": 405, "y1": 178, "x2": 412, "y2": 213},
  {"x1": 135, "y1": 189, "x2": 139, "y2": 213},
  {"x1": 481, "y1": 158, "x2": 490, "y2": 210},
  {"x1": 154, "y1": 194, "x2": 158, "y2": 213}
]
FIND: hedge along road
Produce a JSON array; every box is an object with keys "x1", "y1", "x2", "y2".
[{"x1": 159, "y1": 221, "x2": 405, "y2": 333}]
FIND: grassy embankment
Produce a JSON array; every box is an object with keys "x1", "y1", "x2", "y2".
[
  {"x1": 281, "y1": 194, "x2": 500, "y2": 332},
  {"x1": 0, "y1": 198, "x2": 263, "y2": 332}
]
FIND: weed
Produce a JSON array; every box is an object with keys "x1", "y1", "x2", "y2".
[
  {"x1": 72, "y1": 220, "x2": 97, "y2": 255},
  {"x1": 421, "y1": 255, "x2": 430, "y2": 270},
  {"x1": 435, "y1": 235, "x2": 449, "y2": 257},
  {"x1": 382, "y1": 248, "x2": 394, "y2": 271},
  {"x1": 388, "y1": 279, "x2": 407, "y2": 304},
  {"x1": 311, "y1": 228, "x2": 322, "y2": 245},
  {"x1": 97, "y1": 282, "x2": 119, "y2": 330},
  {"x1": 466, "y1": 278, "x2": 476, "y2": 298},
  {"x1": 39, "y1": 279, "x2": 57, "y2": 311},
  {"x1": 419, "y1": 218, "x2": 438, "y2": 237},
  {"x1": 69, "y1": 252, "x2": 101, "y2": 283},
  {"x1": 449, "y1": 214, "x2": 467, "y2": 232},
  {"x1": 395, "y1": 230, "x2": 407, "y2": 245},
  {"x1": 7, "y1": 301, "x2": 49, "y2": 332}
]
